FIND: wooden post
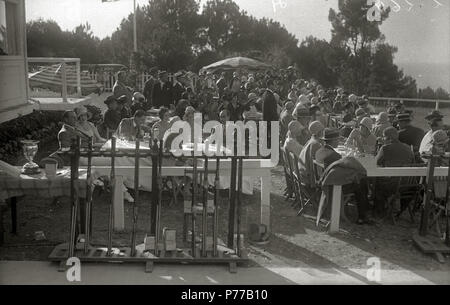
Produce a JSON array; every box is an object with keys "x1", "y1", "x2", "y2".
[
  {"x1": 228, "y1": 156, "x2": 237, "y2": 248},
  {"x1": 61, "y1": 62, "x2": 68, "y2": 103},
  {"x1": 435, "y1": 101, "x2": 440, "y2": 110},
  {"x1": 419, "y1": 155, "x2": 436, "y2": 236},
  {"x1": 76, "y1": 60, "x2": 82, "y2": 97}
]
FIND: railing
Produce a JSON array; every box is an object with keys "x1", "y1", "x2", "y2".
[
  {"x1": 369, "y1": 96, "x2": 450, "y2": 110},
  {"x1": 27, "y1": 57, "x2": 82, "y2": 102},
  {"x1": 89, "y1": 72, "x2": 153, "y2": 92}
]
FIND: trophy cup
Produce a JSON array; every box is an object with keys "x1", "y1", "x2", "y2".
[{"x1": 21, "y1": 140, "x2": 40, "y2": 175}]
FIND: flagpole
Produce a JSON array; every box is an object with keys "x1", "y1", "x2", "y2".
[{"x1": 133, "y1": 0, "x2": 137, "y2": 53}]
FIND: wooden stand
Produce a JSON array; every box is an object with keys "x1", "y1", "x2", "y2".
[
  {"x1": 413, "y1": 153, "x2": 450, "y2": 263},
  {"x1": 49, "y1": 139, "x2": 248, "y2": 273}
]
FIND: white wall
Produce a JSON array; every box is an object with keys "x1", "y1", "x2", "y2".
[{"x1": 0, "y1": 0, "x2": 29, "y2": 117}]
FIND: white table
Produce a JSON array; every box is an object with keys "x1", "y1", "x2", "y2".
[
  {"x1": 328, "y1": 166, "x2": 449, "y2": 233},
  {"x1": 92, "y1": 158, "x2": 275, "y2": 232}
]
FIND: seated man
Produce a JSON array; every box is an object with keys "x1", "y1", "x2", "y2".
[
  {"x1": 283, "y1": 120, "x2": 304, "y2": 157},
  {"x1": 299, "y1": 121, "x2": 325, "y2": 187},
  {"x1": 374, "y1": 127, "x2": 415, "y2": 217},
  {"x1": 372, "y1": 112, "x2": 391, "y2": 139},
  {"x1": 397, "y1": 113, "x2": 425, "y2": 156},
  {"x1": 315, "y1": 128, "x2": 372, "y2": 225},
  {"x1": 117, "y1": 110, "x2": 150, "y2": 141},
  {"x1": 345, "y1": 117, "x2": 377, "y2": 154}
]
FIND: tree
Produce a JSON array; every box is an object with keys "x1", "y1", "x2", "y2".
[{"x1": 328, "y1": 0, "x2": 390, "y2": 93}]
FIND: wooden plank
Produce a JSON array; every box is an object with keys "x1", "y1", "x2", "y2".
[{"x1": 329, "y1": 185, "x2": 342, "y2": 233}]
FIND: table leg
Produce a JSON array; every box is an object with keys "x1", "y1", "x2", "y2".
[
  {"x1": 113, "y1": 175, "x2": 125, "y2": 231},
  {"x1": 261, "y1": 174, "x2": 271, "y2": 232},
  {"x1": 329, "y1": 185, "x2": 342, "y2": 233},
  {"x1": 10, "y1": 197, "x2": 17, "y2": 234},
  {"x1": 0, "y1": 202, "x2": 4, "y2": 246}
]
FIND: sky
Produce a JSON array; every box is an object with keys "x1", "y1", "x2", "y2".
[{"x1": 25, "y1": 0, "x2": 450, "y2": 90}]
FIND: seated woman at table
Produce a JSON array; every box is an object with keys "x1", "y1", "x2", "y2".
[
  {"x1": 152, "y1": 107, "x2": 171, "y2": 141},
  {"x1": 345, "y1": 117, "x2": 377, "y2": 154},
  {"x1": 74, "y1": 106, "x2": 107, "y2": 145}
]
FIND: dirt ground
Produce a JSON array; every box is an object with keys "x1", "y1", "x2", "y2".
[{"x1": 1, "y1": 105, "x2": 450, "y2": 283}]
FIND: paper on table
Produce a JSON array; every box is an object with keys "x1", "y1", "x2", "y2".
[{"x1": 0, "y1": 160, "x2": 21, "y2": 177}]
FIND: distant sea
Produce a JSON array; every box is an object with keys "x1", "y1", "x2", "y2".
[{"x1": 397, "y1": 62, "x2": 450, "y2": 91}]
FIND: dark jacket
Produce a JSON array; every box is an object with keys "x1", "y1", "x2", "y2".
[
  {"x1": 398, "y1": 124, "x2": 425, "y2": 152},
  {"x1": 320, "y1": 157, "x2": 367, "y2": 187},
  {"x1": 315, "y1": 144, "x2": 342, "y2": 169},
  {"x1": 103, "y1": 109, "x2": 121, "y2": 131},
  {"x1": 376, "y1": 140, "x2": 415, "y2": 167},
  {"x1": 152, "y1": 82, "x2": 173, "y2": 108}
]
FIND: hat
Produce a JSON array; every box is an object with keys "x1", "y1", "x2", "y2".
[
  {"x1": 309, "y1": 121, "x2": 325, "y2": 136},
  {"x1": 174, "y1": 71, "x2": 183, "y2": 77},
  {"x1": 311, "y1": 97, "x2": 319, "y2": 105},
  {"x1": 396, "y1": 113, "x2": 411, "y2": 122},
  {"x1": 158, "y1": 70, "x2": 167, "y2": 76},
  {"x1": 104, "y1": 95, "x2": 117, "y2": 105},
  {"x1": 342, "y1": 114, "x2": 356, "y2": 126},
  {"x1": 348, "y1": 94, "x2": 357, "y2": 103},
  {"x1": 132, "y1": 92, "x2": 145, "y2": 103},
  {"x1": 431, "y1": 130, "x2": 449, "y2": 146},
  {"x1": 355, "y1": 108, "x2": 367, "y2": 117},
  {"x1": 74, "y1": 106, "x2": 91, "y2": 119},
  {"x1": 360, "y1": 117, "x2": 373, "y2": 130},
  {"x1": 117, "y1": 95, "x2": 128, "y2": 104},
  {"x1": 321, "y1": 128, "x2": 341, "y2": 141},
  {"x1": 387, "y1": 107, "x2": 397, "y2": 117},
  {"x1": 309, "y1": 105, "x2": 320, "y2": 114},
  {"x1": 284, "y1": 101, "x2": 294, "y2": 111},
  {"x1": 425, "y1": 110, "x2": 444, "y2": 121},
  {"x1": 288, "y1": 120, "x2": 303, "y2": 135},
  {"x1": 248, "y1": 92, "x2": 258, "y2": 103},
  {"x1": 376, "y1": 112, "x2": 389, "y2": 124},
  {"x1": 293, "y1": 106, "x2": 311, "y2": 118}
]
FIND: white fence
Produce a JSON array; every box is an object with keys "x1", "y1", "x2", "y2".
[{"x1": 89, "y1": 72, "x2": 153, "y2": 93}]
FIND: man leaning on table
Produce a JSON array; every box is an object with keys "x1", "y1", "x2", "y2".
[
  {"x1": 315, "y1": 128, "x2": 373, "y2": 225},
  {"x1": 374, "y1": 127, "x2": 415, "y2": 218}
]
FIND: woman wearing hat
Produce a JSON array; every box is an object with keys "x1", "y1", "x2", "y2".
[
  {"x1": 345, "y1": 117, "x2": 377, "y2": 154},
  {"x1": 74, "y1": 106, "x2": 107, "y2": 144}
]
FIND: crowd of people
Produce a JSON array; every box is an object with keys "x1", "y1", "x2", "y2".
[{"x1": 50, "y1": 66, "x2": 449, "y2": 220}]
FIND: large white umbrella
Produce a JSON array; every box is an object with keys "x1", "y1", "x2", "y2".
[{"x1": 200, "y1": 56, "x2": 271, "y2": 73}]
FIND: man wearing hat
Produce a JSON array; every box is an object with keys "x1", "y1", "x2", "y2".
[
  {"x1": 292, "y1": 106, "x2": 312, "y2": 145},
  {"x1": 216, "y1": 72, "x2": 228, "y2": 97},
  {"x1": 152, "y1": 71, "x2": 173, "y2": 108},
  {"x1": 397, "y1": 112, "x2": 425, "y2": 155},
  {"x1": 172, "y1": 71, "x2": 185, "y2": 103},
  {"x1": 103, "y1": 95, "x2": 122, "y2": 135},
  {"x1": 345, "y1": 117, "x2": 377, "y2": 154},
  {"x1": 340, "y1": 113, "x2": 356, "y2": 138},
  {"x1": 113, "y1": 71, "x2": 132, "y2": 105},
  {"x1": 299, "y1": 121, "x2": 325, "y2": 187},
  {"x1": 117, "y1": 94, "x2": 132, "y2": 120},
  {"x1": 419, "y1": 110, "x2": 445, "y2": 157},
  {"x1": 357, "y1": 98, "x2": 375, "y2": 115},
  {"x1": 374, "y1": 127, "x2": 415, "y2": 217},
  {"x1": 316, "y1": 128, "x2": 372, "y2": 224},
  {"x1": 143, "y1": 68, "x2": 158, "y2": 106}
]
